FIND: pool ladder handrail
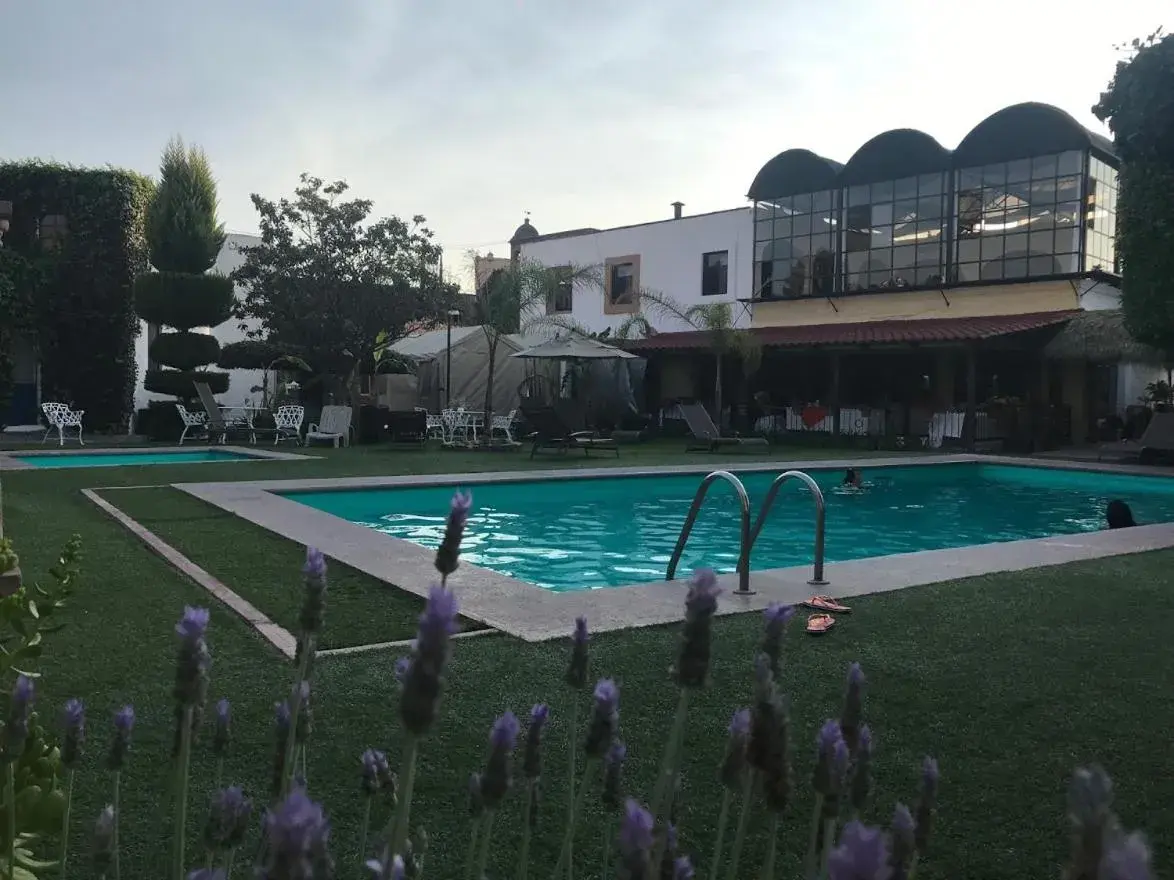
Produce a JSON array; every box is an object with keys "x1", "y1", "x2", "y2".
[
  {"x1": 666, "y1": 468, "x2": 829, "y2": 593},
  {"x1": 665, "y1": 471, "x2": 752, "y2": 594},
  {"x1": 749, "y1": 470, "x2": 828, "y2": 587}
]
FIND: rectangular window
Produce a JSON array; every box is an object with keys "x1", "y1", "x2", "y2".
[
  {"x1": 604, "y1": 255, "x2": 640, "y2": 314},
  {"x1": 701, "y1": 250, "x2": 729, "y2": 296},
  {"x1": 546, "y1": 266, "x2": 573, "y2": 314}
]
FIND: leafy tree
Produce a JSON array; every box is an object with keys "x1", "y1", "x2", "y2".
[
  {"x1": 134, "y1": 138, "x2": 234, "y2": 398},
  {"x1": 467, "y1": 256, "x2": 600, "y2": 438},
  {"x1": 231, "y1": 175, "x2": 458, "y2": 419},
  {"x1": 613, "y1": 292, "x2": 760, "y2": 423},
  {"x1": 1093, "y1": 29, "x2": 1174, "y2": 355}
]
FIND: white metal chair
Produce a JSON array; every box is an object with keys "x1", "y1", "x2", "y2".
[
  {"x1": 490, "y1": 408, "x2": 519, "y2": 443},
  {"x1": 41, "y1": 402, "x2": 85, "y2": 447},
  {"x1": 273, "y1": 405, "x2": 305, "y2": 445},
  {"x1": 417, "y1": 407, "x2": 445, "y2": 441},
  {"x1": 306, "y1": 405, "x2": 353, "y2": 448},
  {"x1": 175, "y1": 404, "x2": 208, "y2": 445}
]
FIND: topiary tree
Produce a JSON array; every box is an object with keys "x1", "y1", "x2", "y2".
[
  {"x1": 1093, "y1": 29, "x2": 1174, "y2": 359},
  {"x1": 134, "y1": 138, "x2": 234, "y2": 399}
]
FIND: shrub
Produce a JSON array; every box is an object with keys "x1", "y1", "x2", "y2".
[
  {"x1": 143, "y1": 368, "x2": 229, "y2": 399},
  {"x1": 134, "y1": 271, "x2": 234, "y2": 331},
  {"x1": 0, "y1": 162, "x2": 153, "y2": 430},
  {"x1": 11, "y1": 496, "x2": 1160, "y2": 880},
  {"x1": 217, "y1": 340, "x2": 310, "y2": 372},
  {"x1": 148, "y1": 331, "x2": 222, "y2": 372}
]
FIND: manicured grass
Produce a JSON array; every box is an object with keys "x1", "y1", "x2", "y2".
[
  {"x1": 99, "y1": 486, "x2": 429, "y2": 647},
  {"x1": 5, "y1": 442, "x2": 1172, "y2": 878}
]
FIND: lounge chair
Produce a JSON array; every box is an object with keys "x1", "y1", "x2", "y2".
[
  {"x1": 678, "y1": 402, "x2": 768, "y2": 453},
  {"x1": 523, "y1": 407, "x2": 619, "y2": 459},
  {"x1": 194, "y1": 382, "x2": 255, "y2": 445},
  {"x1": 306, "y1": 405, "x2": 353, "y2": 448},
  {"x1": 1098, "y1": 411, "x2": 1174, "y2": 462},
  {"x1": 41, "y1": 402, "x2": 85, "y2": 447}
]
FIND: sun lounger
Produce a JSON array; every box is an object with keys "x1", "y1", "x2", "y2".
[
  {"x1": 1098, "y1": 411, "x2": 1174, "y2": 462},
  {"x1": 194, "y1": 382, "x2": 254, "y2": 445},
  {"x1": 523, "y1": 407, "x2": 619, "y2": 459},
  {"x1": 678, "y1": 402, "x2": 769, "y2": 452}
]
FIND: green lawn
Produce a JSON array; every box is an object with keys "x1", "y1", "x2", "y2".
[{"x1": 3, "y1": 441, "x2": 1171, "y2": 879}]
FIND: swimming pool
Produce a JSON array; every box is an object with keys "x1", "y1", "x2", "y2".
[
  {"x1": 283, "y1": 462, "x2": 1174, "y2": 592},
  {"x1": 14, "y1": 450, "x2": 258, "y2": 469}
]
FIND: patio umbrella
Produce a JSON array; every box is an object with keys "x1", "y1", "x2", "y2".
[{"x1": 509, "y1": 335, "x2": 639, "y2": 360}]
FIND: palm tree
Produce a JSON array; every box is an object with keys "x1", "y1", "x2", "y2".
[
  {"x1": 615, "y1": 291, "x2": 761, "y2": 423},
  {"x1": 467, "y1": 255, "x2": 601, "y2": 439}
]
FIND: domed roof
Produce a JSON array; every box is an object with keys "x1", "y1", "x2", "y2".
[
  {"x1": 840, "y1": 129, "x2": 950, "y2": 186},
  {"x1": 954, "y1": 102, "x2": 1116, "y2": 166},
  {"x1": 747, "y1": 149, "x2": 842, "y2": 201},
  {"x1": 509, "y1": 218, "x2": 540, "y2": 244}
]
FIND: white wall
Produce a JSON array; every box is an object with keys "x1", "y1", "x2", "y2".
[
  {"x1": 134, "y1": 232, "x2": 264, "y2": 409},
  {"x1": 519, "y1": 207, "x2": 752, "y2": 335}
]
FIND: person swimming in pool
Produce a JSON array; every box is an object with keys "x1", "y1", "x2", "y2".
[
  {"x1": 843, "y1": 467, "x2": 863, "y2": 489},
  {"x1": 1106, "y1": 499, "x2": 1136, "y2": 529}
]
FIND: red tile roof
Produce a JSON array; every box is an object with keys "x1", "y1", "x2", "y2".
[{"x1": 621, "y1": 310, "x2": 1080, "y2": 352}]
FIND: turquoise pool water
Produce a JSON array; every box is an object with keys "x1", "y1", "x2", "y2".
[
  {"x1": 17, "y1": 450, "x2": 255, "y2": 469},
  {"x1": 284, "y1": 463, "x2": 1174, "y2": 591}
]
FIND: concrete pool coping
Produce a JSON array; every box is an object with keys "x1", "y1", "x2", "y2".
[
  {"x1": 169, "y1": 453, "x2": 1174, "y2": 642},
  {"x1": 0, "y1": 445, "x2": 316, "y2": 470}
]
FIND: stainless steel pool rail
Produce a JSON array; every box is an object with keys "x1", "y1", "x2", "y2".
[
  {"x1": 750, "y1": 470, "x2": 828, "y2": 587},
  {"x1": 665, "y1": 471, "x2": 752, "y2": 593},
  {"x1": 666, "y1": 468, "x2": 828, "y2": 594}
]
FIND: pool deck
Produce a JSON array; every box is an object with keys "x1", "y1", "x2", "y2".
[
  {"x1": 0, "y1": 445, "x2": 314, "y2": 470},
  {"x1": 168, "y1": 453, "x2": 1174, "y2": 643}
]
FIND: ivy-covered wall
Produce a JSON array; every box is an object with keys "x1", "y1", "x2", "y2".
[{"x1": 0, "y1": 162, "x2": 153, "y2": 430}]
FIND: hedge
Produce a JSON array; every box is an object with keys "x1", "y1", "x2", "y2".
[
  {"x1": 134, "y1": 271, "x2": 234, "y2": 330},
  {"x1": 217, "y1": 339, "x2": 311, "y2": 371},
  {"x1": 148, "y1": 331, "x2": 222, "y2": 372},
  {"x1": 143, "y1": 369, "x2": 229, "y2": 398},
  {"x1": 0, "y1": 162, "x2": 153, "y2": 430}
]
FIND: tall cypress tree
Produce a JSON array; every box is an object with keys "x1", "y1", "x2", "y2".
[{"x1": 135, "y1": 137, "x2": 234, "y2": 399}]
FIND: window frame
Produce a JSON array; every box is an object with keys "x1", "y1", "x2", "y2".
[
  {"x1": 700, "y1": 250, "x2": 729, "y2": 297},
  {"x1": 604, "y1": 255, "x2": 640, "y2": 314},
  {"x1": 545, "y1": 265, "x2": 574, "y2": 315}
]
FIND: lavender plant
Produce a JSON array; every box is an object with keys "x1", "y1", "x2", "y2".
[
  {"x1": 562, "y1": 616, "x2": 589, "y2": 880},
  {"x1": 516, "y1": 704, "x2": 548, "y2": 880},
  {"x1": 58, "y1": 698, "x2": 84, "y2": 880},
  {"x1": 172, "y1": 606, "x2": 211, "y2": 880},
  {"x1": 107, "y1": 704, "x2": 134, "y2": 880}
]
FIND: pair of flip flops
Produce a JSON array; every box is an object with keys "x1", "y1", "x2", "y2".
[{"x1": 802, "y1": 595, "x2": 851, "y2": 635}]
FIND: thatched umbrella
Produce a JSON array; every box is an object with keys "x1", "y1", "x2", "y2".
[{"x1": 1043, "y1": 310, "x2": 1167, "y2": 365}]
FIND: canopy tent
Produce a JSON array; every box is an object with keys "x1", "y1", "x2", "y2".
[
  {"x1": 383, "y1": 325, "x2": 555, "y2": 413},
  {"x1": 510, "y1": 336, "x2": 639, "y2": 361}
]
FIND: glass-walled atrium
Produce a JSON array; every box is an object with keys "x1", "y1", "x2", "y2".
[{"x1": 746, "y1": 103, "x2": 1119, "y2": 301}]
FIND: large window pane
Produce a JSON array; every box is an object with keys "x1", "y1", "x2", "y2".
[
  {"x1": 1031, "y1": 154, "x2": 1059, "y2": 179},
  {"x1": 1058, "y1": 150, "x2": 1083, "y2": 175},
  {"x1": 755, "y1": 219, "x2": 773, "y2": 242},
  {"x1": 871, "y1": 203, "x2": 893, "y2": 226},
  {"x1": 1007, "y1": 159, "x2": 1032, "y2": 183},
  {"x1": 894, "y1": 177, "x2": 918, "y2": 200}
]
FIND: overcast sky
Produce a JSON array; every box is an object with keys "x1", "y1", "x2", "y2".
[{"x1": 3, "y1": 0, "x2": 1167, "y2": 288}]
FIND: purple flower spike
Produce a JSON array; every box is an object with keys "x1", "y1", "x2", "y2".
[
  {"x1": 890, "y1": 803, "x2": 916, "y2": 870},
  {"x1": 573, "y1": 616, "x2": 589, "y2": 645},
  {"x1": 394, "y1": 657, "x2": 411, "y2": 685},
  {"x1": 827, "y1": 820, "x2": 892, "y2": 880},
  {"x1": 490, "y1": 711, "x2": 520, "y2": 750},
  {"x1": 594, "y1": 679, "x2": 619, "y2": 712},
  {"x1": 4, "y1": 674, "x2": 35, "y2": 759},
  {"x1": 1100, "y1": 831, "x2": 1154, "y2": 880},
  {"x1": 258, "y1": 789, "x2": 333, "y2": 880},
  {"x1": 203, "y1": 785, "x2": 253, "y2": 852},
  {"x1": 729, "y1": 708, "x2": 751, "y2": 738},
  {"x1": 399, "y1": 584, "x2": 459, "y2": 736},
  {"x1": 677, "y1": 569, "x2": 721, "y2": 688},
  {"x1": 761, "y1": 604, "x2": 796, "y2": 679},
  {"x1": 479, "y1": 711, "x2": 519, "y2": 808},
  {"x1": 435, "y1": 490, "x2": 473, "y2": 577},
  {"x1": 618, "y1": 799, "x2": 655, "y2": 874},
  {"x1": 565, "y1": 617, "x2": 590, "y2": 690},
  {"x1": 686, "y1": 568, "x2": 721, "y2": 612},
  {"x1": 213, "y1": 698, "x2": 231, "y2": 756},
  {"x1": 302, "y1": 547, "x2": 327, "y2": 579},
  {"x1": 673, "y1": 856, "x2": 695, "y2": 880},
  {"x1": 602, "y1": 740, "x2": 627, "y2": 808},
  {"x1": 107, "y1": 705, "x2": 135, "y2": 772},
  {"x1": 92, "y1": 805, "x2": 115, "y2": 875},
  {"x1": 174, "y1": 607, "x2": 211, "y2": 714},
  {"x1": 523, "y1": 704, "x2": 549, "y2": 780},
  {"x1": 584, "y1": 679, "x2": 620, "y2": 759},
  {"x1": 922, "y1": 757, "x2": 940, "y2": 794},
  {"x1": 765, "y1": 603, "x2": 796, "y2": 627},
  {"x1": 850, "y1": 724, "x2": 875, "y2": 813},
  {"x1": 721, "y1": 708, "x2": 752, "y2": 791},
  {"x1": 61, "y1": 699, "x2": 85, "y2": 770},
  {"x1": 176, "y1": 606, "x2": 211, "y2": 644},
  {"x1": 814, "y1": 719, "x2": 847, "y2": 798}
]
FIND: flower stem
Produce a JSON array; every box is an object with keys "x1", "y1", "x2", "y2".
[
  {"x1": 803, "y1": 793, "x2": 824, "y2": 880},
  {"x1": 601, "y1": 816, "x2": 615, "y2": 880},
  {"x1": 474, "y1": 812, "x2": 495, "y2": 880},
  {"x1": 281, "y1": 636, "x2": 314, "y2": 798},
  {"x1": 651, "y1": 689, "x2": 691, "y2": 817},
  {"x1": 724, "y1": 771, "x2": 756, "y2": 880},
  {"x1": 59, "y1": 769, "x2": 75, "y2": 880},
  {"x1": 387, "y1": 735, "x2": 419, "y2": 858},
  {"x1": 706, "y1": 788, "x2": 732, "y2": 880},
  {"x1": 225, "y1": 848, "x2": 237, "y2": 880},
  {"x1": 463, "y1": 815, "x2": 482, "y2": 880},
  {"x1": 5, "y1": 762, "x2": 16, "y2": 878},
  {"x1": 172, "y1": 705, "x2": 194, "y2": 880},
  {"x1": 907, "y1": 852, "x2": 920, "y2": 880},
  {"x1": 762, "y1": 813, "x2": 781, "y2": 879},
  {"x1": 113, "y1": 770, "x2": 122, "y2": 880},
  {"x1": 214, "y1": 757, "x2": 223, "y2": 793},
  {"x1": 553, "y1": 759, "x2": 596, "y2": 880},
  {"x1": 358, "y1": 798, "x2": 372, "y2": 864},
  {"x1": 565, "y1": 697, "x2": 579, "y2": 880},
  {"x1": 517, "y1": 782, "x2": 534, "y2": 880},
  {"x1": 818, "y1": 818, "x2": 836, "y2": 880}
]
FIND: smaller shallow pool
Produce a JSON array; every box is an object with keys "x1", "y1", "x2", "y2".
[{"x1": 15, "y1": 450, "x2": 257, "y2": 469}]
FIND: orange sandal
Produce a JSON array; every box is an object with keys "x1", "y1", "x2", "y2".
[
  {"x1": 806, "y1": 613, "x2": 836, "y2": 635},
  {"x1": 802, "y1": 595, "x2": 852, "y2": 614}
]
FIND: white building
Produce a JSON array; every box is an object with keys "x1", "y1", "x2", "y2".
[
  {"x1": 134, "y1": 232, "x2": 264, "y2": 411},
  {"x1": 512, "y1": 204, "x2": 753, "y2": 336}
]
